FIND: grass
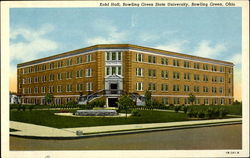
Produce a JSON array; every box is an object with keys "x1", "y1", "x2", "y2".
[{"x1": 10, "y1": 110, "x2": 189, "y2": 128}]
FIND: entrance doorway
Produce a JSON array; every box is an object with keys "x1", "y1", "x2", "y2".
[
  {"x1": 110, "y1": 83, "x2": 118, "y2": 94},
  {"x1": 108, "y1": 98, "x2": 118, "y2": 107}
]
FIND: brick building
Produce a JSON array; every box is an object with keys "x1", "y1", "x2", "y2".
[{"x1": 17, "y1": 44, "x2": 234, "y2": 107}]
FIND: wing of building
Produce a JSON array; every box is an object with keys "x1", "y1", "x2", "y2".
[{"x1": 17, "y1": 44, "x2": 234, "y2": 107}]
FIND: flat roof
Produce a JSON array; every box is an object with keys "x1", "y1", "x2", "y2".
[{"x1": 17, "y1": 44, "x2": 234, "y2": 68}]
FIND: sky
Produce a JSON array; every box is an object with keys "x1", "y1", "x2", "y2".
[{"x1": 9, "y1": 7, "x2": 242, "y2": 101}]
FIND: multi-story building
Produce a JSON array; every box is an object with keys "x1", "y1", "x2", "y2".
[{"x1": 17, "y1": 44, "x2": 234, "y2": 107}]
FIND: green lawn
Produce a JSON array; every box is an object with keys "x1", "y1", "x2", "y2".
[{"x1": 10, "y1": 110, "x2": 189, "y2": 128}]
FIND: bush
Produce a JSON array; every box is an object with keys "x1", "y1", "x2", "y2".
[
  {"x1": 183, "y1": 106, "x2": 188, "y2": 114},
  {"x1": 174, "y1": 106, "x2": 181, "y2": 113},
  {"x1": 131, "y1": 109, "x2": 141, "y2": 117},
  {"x1": 21, "y1": 106, "x2": 26, "y2": 112},
  {"x1": 219, "y1": 108, "x2": 228, "y2": 118},
  {"x1": 197, "y1": 111, "x2": 205, "y2": 118},
  {"x1": 28, "y1": 105, "x2": 35, "y2": 112}
]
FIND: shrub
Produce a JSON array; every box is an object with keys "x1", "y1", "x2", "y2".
[
  {"x1": 197, "y1": 111, "x2": 205, "y2": 118},
  {"x1": 183, "y1": 106, "x2": 188, "y2": 114},
  {"x1": 174, "y1": 106, "x2": 181, "y2": 113},
  {"x1": 21, "y1": 105, "x2": 26, "y2": 112},
  {"x1": 219, "y1": 108, "x2": 228, "y2": 118},
  {"x1": 131, "y1": 109, "x2": 141, "y2": 117},
  {"x1": 28, "y1": 105, "x2": 35, "y2": 112}
]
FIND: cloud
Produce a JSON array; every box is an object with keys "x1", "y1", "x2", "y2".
[
  {"x1": 192, "y1": 40, "x2": 227, "y2": 58},
  {"x1": 227, "y1": 53, "x2": 241, "y2": 65},
  {"x1": 10, "y1": 24, "x2": 58, "y2": 62},
  {"x1": 156, "y1": 40, "x2": 189, "y2": 53}
]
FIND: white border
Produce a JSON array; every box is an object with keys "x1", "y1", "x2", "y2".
[{"x1": 1, "y1": 1, "x2": 249, "y2": 158}]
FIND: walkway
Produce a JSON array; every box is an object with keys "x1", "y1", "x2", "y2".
[{"x1": 10, "y1": 118, "x2": 242, "y2": 138}]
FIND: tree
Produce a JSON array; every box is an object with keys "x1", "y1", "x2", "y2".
[
  {"x1": 117, "y1": 95, "x2": 134, "y2": 118},
  {"x1": 145, "y1": 90, "x2": 152, "y2": 107},
  {"x1": 188, "y1": 93, "x2": 196, "y2": 105},
  {"x1": 45, "y1": 93, "x2": 53, "y2": 105}
]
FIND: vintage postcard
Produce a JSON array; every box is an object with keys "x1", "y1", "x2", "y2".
[{"x1": 1, "y1": 0, "x2": 249, "y2": 158}]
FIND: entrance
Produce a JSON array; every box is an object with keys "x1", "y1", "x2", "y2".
[
  {"x1": 110, "y1": 83, "x2": 118, "y2": 94},
  {"x1": 108, "y1": 98, "x2": 118, "y2": 107}
]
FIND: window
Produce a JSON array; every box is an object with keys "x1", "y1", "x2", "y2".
[
  {"x1": 184, "y1": 61, "x2": 190, "y2": 68},
  {"x1": 173, "y1": 59, "x2": 180, "y2": 66},
  {"x1": 161, "y1": 57, "x2": 168, "y2": 65},
  {"x1": 220, "y1": 66, "x2": 225, "y2": 72},
  {"x1": 57, "y1": 85, "x2": 62, "y2": 93},
  {"x1": 148, "y1": 83, "x2": 156, "y2": 91},
  {"x1": 173, "y1": 85, "x2": 180, "y2": 92},
  {"x1": 173, "y1": 72, "x2": 180, "y2": 79},
  {"x1": 106, "y1": 66, "x2": 122, "y2": 76},
  {"x1": 185, "y1": 98, "x2": 191, "y2": 105},
  {"x1": 57, "y1": 73, "x2": 63, "y2": 80},
  {"x1": 76, "y1": 56, "x2": 83, "y2": 64},
  {"x1": 228, "y1": 88, "x2": 231, "y2": 94},
  {"x1": 106, "y1": 52, "x2": 111, "y2": 61},
  {"x1": 212, "y1": 98, "x2": 217, "y2": 105},
  {"x1": 66, "y1": 59, "x2": 73, "y2": 66},
  {"x1": 86, "y1": 54, "x2": 92, "y2": 62},
  {"x1": 195, "y1": 99, "x2": 200, "y2": 105},
  {"x1": 219, "y1": 87, "x2": 224, "y2": 94},
  {"x1": 106, "y1": 67, "x2": 110, "y2": 76},
  {"x1": 219, "y1": 77, "x2": 224, "y2": 83},
  {"x1": 161, "y1": 70, "x2": 168, "y2": 79},
  {"x1": 57, "y1": 61, "x2": 63, "y2": 68},
  {"x1": 212, "y1": 65, "x2": 217, "y2": 71},
  {"x1": 212, "y1": 87, "x2": 217, "y2": 93},
  {"x1": 194, "y1": 74, "x2": 200, "y2": 81},
  {"x1": 112, "y1": 52, "x2": 116, "y2": 60},
  {"x1": 203, "y1": 86, "x2": 209, "y2": 92},
  {"x1": 136, "y1": 53, "x2": 143, "y2": 62},
  {"x1": 173, "y1": 98, "x2": 180, "y2": 104},
  {"x1": 136, "y1": 68, "x2": 144, "y2": 77},
  {"x1": 76, "y1": 70, "x2": 83, "y2": 78},
  {"x1": 204, "y1": 98, "x2": 209, "y2": 105},
  {"x1": 34, "y1": 77, "x2": 38, "y2": 83},
  {"x1": 86, "y1": 82, "x2": 93, "y2": 91},
  {"x1": 203, "y1": 64, "x2": 209, "y2": 70},
  {"x1": 162, "y1": 97, "x2": 169, "y2": 105},
  {"x1": 66, "y1": 84, "x2": 72, "y2": 92},
  {"x1": 161, "y1": 84, "x2": 168, "y2": 92},
  {"x1": 34, "y1": 87, "x2": 39, "y2": 94},
  {"x1": 76, "y1": 84, "x2": 83, "y2": 92},
  {"x1": 136, "y1": 82, "x2": 143, "y2": 91},
  {"x1": 41, "y1": 86, "x2": 46, "y2": 93},
  {"x1": 212, "y1": 76, "x2": 218, "y2": 82},
  {"x1": 118, "y1": 52, "x2": 122, "y2": 61},
  {"x1": 48, "y1": 86, "x2": 54, "y2": 93},
  {"x1": 228, "y1": 78, "x2": 231, "y2": 83},
  {"x1": 194, "y1": 86, "x2": 200, "y2": 92},
  {"x1": 184, "y1": 73, "x2": 190, "y2": 80},
  {"x1": 184, "y1": 85, "x2": 190, "y2": 92},
  {"x1": 41, "y1": 64, "x2": 46, "y2": 71},
  {"x1": 221, "y1": 98, "x2": 225, "y2": 105},
  {"x1": 194, "y1": 63, "x2": 200, "y2": 69},
  {"x1": 148, "y1": 69, "x2": 156, "y2": 77},
  {"x1": 41, "y1": 75, "x2": 47, "y2": 82},
  {"x1": 85, "y1": 68, "x2": 92, "y2": 77},
  {"x1": 203, "y1": 75, "x2": 209, "y2": 82},
  {"x1": 49, "y1": 63, "x2": 54, "y2": 70},
  {"x1": 228, "y1": 68, "x2": 233, "y2": 74},
  {"x1": 148, "y1": 56, "x2": 156, "y2": 63},
  {"x1": 66, "y1": 72, "x2": 73, "y2": 79},
  {"x1": 49, "y1": 74, "x2": 54, "y2": 81},
  {"x1": 34, "y1": 65, "x2": 39, "y2": 72},
  {"x1": 229, "y1": 99, "x2": 232, "y2": 104}
]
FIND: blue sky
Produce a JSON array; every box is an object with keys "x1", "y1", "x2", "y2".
[{"x1": 9, "y1": 7, "x2": 242, "y2": 100}]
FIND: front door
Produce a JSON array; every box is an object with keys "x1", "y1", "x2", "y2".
[{"x1": 110, "y1": 83, "x2": 118, "y2": 94}]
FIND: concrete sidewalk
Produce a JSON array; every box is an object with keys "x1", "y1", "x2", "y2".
[{"x1": 10, "y1": 118, "x2": 242, "y2": 138}]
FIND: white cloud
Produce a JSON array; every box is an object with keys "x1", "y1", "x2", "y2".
[
  {"x1": 156, "y1": 40, "x2": 189, "y2": 53},
  {"x1": 10, "y1": 24, "x2": 58, "y2": 62},
  {"x1": 86, "y1": 20, "x2": 128, "y2": 45},
  {"x1": 192, "y1": 40, "x2": 227, "y2": 58},
  {"x1": 227, "y1": 53, "x2": 241, "y2": 65}
]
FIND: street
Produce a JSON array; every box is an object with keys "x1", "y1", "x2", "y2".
[{"x1": 10, "y1": 124, "x2": 241, "y2": 150}]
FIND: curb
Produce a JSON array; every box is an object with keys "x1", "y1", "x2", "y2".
[{"x1": 10, "y1": 121, "x2": 242, "y2": 140}]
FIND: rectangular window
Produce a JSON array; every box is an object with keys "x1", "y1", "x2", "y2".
[
  {"x1": 148, "y1": 69, "x2": 156, "y2": 77},
  {"x1": 173, "y1": 98, "x2": 180, "y2": 104},
  {"x1": 57, "y1": 85, "x2": 62, "y2": 93},
  {"x1": 34, "y1": 87, "x2": 38, "y2": 94},
  {"x1": 86, "y1": 54, "x2": 92, "y2": 62},
  {"x1": 106, "y1": 52, "x2": 110, "y2": 61},
  {"x1": 111, "y1": 52, "x2": 116, "y2": 60},
  {"x1": 85, "y1": 68, "x2": 92, "y2": 77},
  {"x1": 203, "y1": 64, "x2": 209, "y2": 70},
  {"x1": 136, "y1": 53, "x2": 143, "y2": 62},
  {"x1": 173, "y1": 72, "x2": 180, "y2": 79},
  {"x1": 57, "y1": 73, "x2": 62, "y2": 80},
  {"x1": 106, "y1": 67, "x2": 110, "y2": 75},
  {"x1": 148, "y1": 56, "x2": 156, "y2": 63},
  {"x1": 148, "y1": 83, "x2": 156, "y2": 91},
  {"x1": 173, "y1": 85, "x2": 180, "y2": 92},
  {"x1": 184, "y1": 73, "x2": 190, "y2": 80},
  {"x1": 66, "y1": 84, "x2": 72, "y2": 92},
  {"x1": 161, "y1": 58, "x2": 168, "y2": 65},
  {"x1": 194, "y1": 74, "x2": 200, "y2": 81},
  {"x1": 184, "y1": 85, "x2": 190, "y2": 92},
  {"x1": 173, "y1": 59, "x2": 180, "y2": 66},
  {"x1": 203, "y1": 86, "x2": 209, "y2": 93},
  {"x1": 41, "y1": 86, "x2": 46, "y2": 93},
  {"x1": 194, "y1": 86, "x2": 200, "y2": 92},
  {"x1": 49, "y1": 63, "x2": 54, "y2": 70},
  {"x1": 49, "y1": 74, "x2": 54, "y2": 81},
  {"x1": 220, "y1": 66, "x2": 225, "y2": 72},
  {"x1": 161, "y1": 84, "x2": 168, "y2": 92},
  {"x1": 162, "y1": 97, "x2": 169, "y2": 105},
  {"x1": 203, "y1": 75, "x2": 209, "y2": 82},
  {"x1": 86, "y1": 82, "x2": 93, "y2": 91},
  {"x1": 112, "y1": 67, "x2": 116, "y2": 75},
  {"x1": 204, "y1": 98, "x2": 209, "y2": 105},
  {"x1": 136, "y1": 82, "x2": 143, "y2": 91},
  {"x1": 118, "y1": 52, "x2": 122, "y2": 61},
  {"x1": 118, "y1": 66, "x2": 122, "y2": 75},
  {"x1": 136, "y1": 68, "x2": 144, "y2": 77},
  {"x1": 161, "y1": 70, "x2": 168, "y2": 79},
  {"x1": 76, "y1": 84, "x2": 83, "y2": 92},
  {"x1": 184, "y1": 61, "x2": 190, "y2": 68},
  {"x1": 194, "y1": 63, "x2": 200, "y2": 69},
  {"x1": 212, "y1": 87, "x2": 217, "y2": 93},
  {"x1": 212, "y1": 65, "x2": 217, "y2": 71},
  {"x1": 57, "y1": 61, "x2": 63, "y2": 68},
  {"x1": 76, "y1": 56, "x2": 83, "y2": 64}
]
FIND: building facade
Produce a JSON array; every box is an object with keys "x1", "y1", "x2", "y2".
[{"x1": 17, "y1": 44, "x2": 234, "y2": 106}]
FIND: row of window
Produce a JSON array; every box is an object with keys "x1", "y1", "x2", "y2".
[
  {"x1": 162, "y1": 97, "x2": 232, "y2": 105},
  {"x1": 106, "y1": 52, "x2": 122, "y2": 61},
  {"x1": 135, "y1": 53, "x2": 233, "y2": 73},
  {"x1": 22, "y1": 83, "x2": 93, "y2": 94},
  {"x1": 136, "y1": 68, "x2": 231, "y2": 83},
  {"x1": 21, "y1": 69, "x2": 93, "y2": 85},
  {"x1": 21, "y1": 54, "x2": 93, "y2": 74},
  {"x1": 135, "y1": 82, "x2": 231, "y2": 94}
]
